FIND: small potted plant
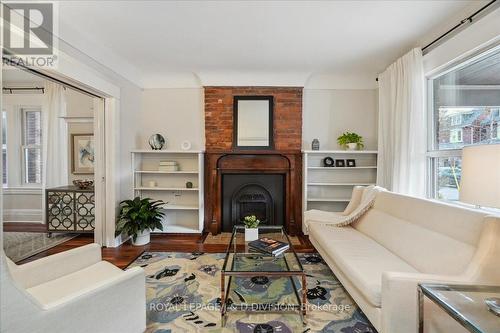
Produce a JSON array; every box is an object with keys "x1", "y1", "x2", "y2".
[
  {"x1": 116, "y1": 197, "x2": 165, "y2": 246},
  {"x1": 337, "y1": 131, "x2": 364, "y2": 150},
  {"x1": 243, "y1": 215, "x2": 260, "y2": 241}
]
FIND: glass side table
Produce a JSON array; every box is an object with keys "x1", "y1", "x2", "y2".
[{"x1": 418, "y1": 283, "x2": 500, "y2": 333}]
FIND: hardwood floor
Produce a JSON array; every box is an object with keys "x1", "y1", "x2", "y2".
[
  {"x1": 3, "y1": 222, "x2": 46, "y2": 232},
  {"x1": 18, "y1": 232, "x2": 316, "y2": 269}
]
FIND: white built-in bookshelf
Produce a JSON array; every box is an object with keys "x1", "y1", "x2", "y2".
[
  {"x1": 131, "y1": 150, "x2": 204, "y2": 234},
  {"x1": 303, "y1": 150, "x2": 378, "y2": 226}
]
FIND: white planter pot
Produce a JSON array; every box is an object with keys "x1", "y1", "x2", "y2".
[
  {"x1": 347, "y1": 143, "x2": 358, "y2": 150},
  {"x1": 132, "y1": 229, "x2": 151, "y2": 246},
  {"x1": 245, "y1": 228, "x2": 259, "y2": 242}
]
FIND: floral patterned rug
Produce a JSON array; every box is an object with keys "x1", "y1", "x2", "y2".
[{"x1": 129, "y1": 252, "x2": 376, "y2": 333}]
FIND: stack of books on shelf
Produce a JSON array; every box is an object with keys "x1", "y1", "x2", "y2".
[
  {"x1": 158, "y1": 160, "x2": 179, "y2": 171},
  {"x1": 249, "y1": 237, "x2": 289, "y2": 256}
]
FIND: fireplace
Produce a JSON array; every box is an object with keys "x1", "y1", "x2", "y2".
[
  {"x1": 204, "y1": 87, "x2": 303, "y2": 235},
  {"x1": 205, "y1": 152, "x2": 302, "y2": 235},
  {"x1": 222, "y1": 174, "x2": 284, "y2": 232}
]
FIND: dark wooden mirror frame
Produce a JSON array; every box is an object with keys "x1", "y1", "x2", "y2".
[{"x1": 233, "y1": 95, "x2": 274, "y2": 150}]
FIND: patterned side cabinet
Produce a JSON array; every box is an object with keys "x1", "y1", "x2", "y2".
[{"x1": 46, "y1": 186, "x2": 95, "y2": 234}]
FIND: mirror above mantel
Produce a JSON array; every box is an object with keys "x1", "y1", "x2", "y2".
[{"x1": 233, "y1": 96, "x2": 274, "y2": 150}]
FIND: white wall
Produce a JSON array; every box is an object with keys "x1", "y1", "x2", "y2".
[
  {"x1": 139, "y1": 89, "x2": 205, "y2": 151},
  {"x1": 118, "y1": 82, "x2": 143, "y2": 202},
  {"x1": 302, "y1": 89, "x2": 378, "y2": 150},
  {"x1": 138, "y1": 87, "x2": 379, "y2": 154},
  {"x1": 65, "y1": 88, "x2": 95, "y2": 183}
]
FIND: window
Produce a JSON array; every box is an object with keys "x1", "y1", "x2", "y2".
[
  {"x1": 449, "y1": 129, "x2": 463, "y2": 143},
  {"x1": 21, "y1": 108, "x2": 42, "y2": 184},
  {"x1": 2, "y1": 111, "x2": 6, "y2": 185},
  {"x1": 428, "y1": 47, "x2": 500, "y2": 201},
  {"x1": 2, "y1": 105, "x2": 44, "y2": 188},
  {"x1": 450, "y1": 114, "x2": 462, "y2": 126}
]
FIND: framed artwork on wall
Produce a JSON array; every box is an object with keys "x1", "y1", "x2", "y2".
[{"x1": 71, "y1": 133, "x2": 95, "y2": 174}]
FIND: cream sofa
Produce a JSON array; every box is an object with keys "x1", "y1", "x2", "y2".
[
  {"x1": 0, "y1": 243, "x2": 146, "y2": 333},
  {"x1": 306, "y1": 187, "x2": 500, "y2": 333}
]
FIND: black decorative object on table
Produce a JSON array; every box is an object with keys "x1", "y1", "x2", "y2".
[
  {"x1": 335, "y1": 159, "x2": 346, "y2": 167},
  {"x1": 346, "y1": 159, "x2": 356, "y2": 167},
  {"x1": 149, "y1": 134, "x2": 166, "y2": 150},
  {"x1": 323, "y1": 157, "x2": 334, "y2": 167}
]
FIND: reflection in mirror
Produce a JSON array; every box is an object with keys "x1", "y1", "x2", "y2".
[
  {"x1": 234, "y1": 96, "x2": 273, "y2": 149},
  {"x1": 2, "y1": 67, "x2": 98, "y2": 262}
]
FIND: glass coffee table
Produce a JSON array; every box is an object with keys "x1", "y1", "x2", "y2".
[
  {"x1": 419, "y1": 284, "x2": 500, "y2": 333},
  {"x1": 220, "y1": 226, "x2": 306, "y2": 325}
]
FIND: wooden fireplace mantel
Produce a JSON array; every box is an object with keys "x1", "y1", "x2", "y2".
[{"x1": 204, "y1": 150, "x2": 302, "y2": 235}]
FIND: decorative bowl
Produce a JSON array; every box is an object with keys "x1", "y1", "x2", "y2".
[
  {"x1": 73, "y1": 179, "x2": 94, "y2": 189},
  {"x1": 149, "y1": 134, "x2": 166, "y2": 150}
]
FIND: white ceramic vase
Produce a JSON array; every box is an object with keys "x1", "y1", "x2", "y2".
[
  {"x1": 244, "y1": 227, "x2": 259, "y2": 242},
  {"x1": 132, "y1": 229, "x2": 151, "y2": 246},
  {"x1": 347, "y1": 143, "x2": 358, "y2": 150}
]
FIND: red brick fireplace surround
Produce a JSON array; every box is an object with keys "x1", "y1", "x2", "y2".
[{"x1": 204, "y1": 86, "x2": 303, "y2": 235}]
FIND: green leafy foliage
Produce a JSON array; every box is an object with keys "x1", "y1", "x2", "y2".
[
  {"x1": 115, "y1": 197, "x2": 165, "y2": 241},
  {"x1": 337, "y1": 131, "x2": 365, "y2": 149},
  {"x1": 243, "y1": 215, "x2": 260, "y2": 228}
]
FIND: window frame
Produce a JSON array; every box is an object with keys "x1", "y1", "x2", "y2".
[
  {"x1": 426, "y1": 43, "x2": 500, "y2": 201},
  {"x1": 20, "y1": 106, "x2": 43, "y2": 186}
]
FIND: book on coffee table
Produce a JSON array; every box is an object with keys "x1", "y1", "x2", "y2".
[{"x1": 248, "y1": 237, "x2": 289, "y2": 256}]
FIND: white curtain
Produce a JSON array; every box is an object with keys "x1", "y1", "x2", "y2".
[
  {"x1": 43, "y1": 82, "x2": 68, "y2": 188},
  {"x1": 377, "y1": 48, "x2": 426, "y2": 197}
]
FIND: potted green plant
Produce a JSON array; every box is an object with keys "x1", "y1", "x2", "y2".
[
  {"x1": 243, "y1": 215, "x2": 260, "y2": 241},
  {"x1": 116, "y1": 197, "x2": 165, "y2": 246},
  {"x1": 337, "y1": 131, "x2": 364, "y2": 150}
]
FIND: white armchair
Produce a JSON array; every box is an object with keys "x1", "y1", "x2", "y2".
[{"x1": 1, "y1": 243, "x2": 146, "y2": 333}]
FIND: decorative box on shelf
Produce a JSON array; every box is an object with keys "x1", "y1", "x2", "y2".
[
  {"x1": 131, "y1": 150, "x2": 204, "y2": 234},
  {"x1": 46, "y1": 185, "x2": 95, "y2": 234}
]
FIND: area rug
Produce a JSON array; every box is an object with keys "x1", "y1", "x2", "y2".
[
  {"x1": 204, "y1": 233, "x2": 302, "y2": 246},
  {"x1": 129, "y1": 252, "x2": 376, "y2": 333},
  {"x1": 3, "y1": 232, "x2": 77, "y2": 263}
]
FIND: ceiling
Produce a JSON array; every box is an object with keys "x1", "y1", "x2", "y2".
[{"x1": 56, "y1": 0, "x2": 485, "y2": 88}]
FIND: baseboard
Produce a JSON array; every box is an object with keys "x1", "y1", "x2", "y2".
[
  {"x1": 113, "y1": 234, "x2": 131, "y2": 247},
  {"x1": 3, "y1": 209, "x2": 43, "y2": 223}
]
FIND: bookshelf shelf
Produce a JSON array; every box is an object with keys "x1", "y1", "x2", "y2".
[
  {"x1": 303, "y1": 150, "x2": 378, "y2": 234},
  {"x1": 134, "y1": 187, "x2": 199, "y2": 191},
  {"x1": 131, "y1": 150, "x2": 204, "y2": 234},
  {"x1": 135, "y1": 170, "x2": 198, "y2": 174}
]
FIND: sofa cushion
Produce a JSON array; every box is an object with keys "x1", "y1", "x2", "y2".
[
  {"x1": 309, "y1": 223, "x2": 418, "y2": 307},
  {"x1": 369, "y1": 191, "x2": 486, "y2": 246},
  {"x1": 353, "y1": 208, "x2": 476, "y2": 275},
  {"x1": 26, "y1": 261, "x2": 123, "y2": 306}
]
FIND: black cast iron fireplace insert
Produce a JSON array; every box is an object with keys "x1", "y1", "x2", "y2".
[{"x1": 221, "y1": 173, "x2": 284, "y2": 232}]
